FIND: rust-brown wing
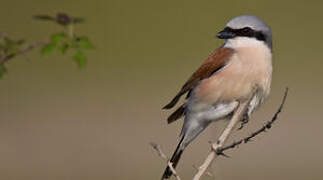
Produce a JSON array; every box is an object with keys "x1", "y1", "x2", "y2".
[{"x1": 163, "y1": 47, "x2": 234, "y2": 110}]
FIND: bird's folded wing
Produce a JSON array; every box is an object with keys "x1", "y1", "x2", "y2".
[{"x1": 163, "y1": 47, "x2": 234, "y2": 110}]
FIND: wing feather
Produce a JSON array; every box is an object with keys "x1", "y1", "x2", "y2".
[{"x1": 163, "y1": 47, "x2": 234, "y2": 110}]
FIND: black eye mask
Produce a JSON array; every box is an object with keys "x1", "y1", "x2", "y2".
[{"x1": 224, "y1": 27, "x2": 267, "y2": 42}]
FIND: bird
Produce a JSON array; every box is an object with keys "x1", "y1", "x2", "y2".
[{"x1": 161, "y1": 15, "x2": 273, "y2": 179}]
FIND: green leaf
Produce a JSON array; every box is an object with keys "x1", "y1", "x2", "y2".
[
  {"x1": 59, "y1": 43, "x2": 69, "y2": 54},
  {"x1": 0, "y1": 64, "x2": 7, "y2": 79},
  {"x1": 72, "y1": 50, "x2": 87, "y2": 68},
  {"x1": 41, "y1": 42, "x2": 56, "y2": 56},
  {"x1": 76, "y1": 37, "x2": 94, "y2": 49},
  {"x1": 51, "y1": 32, "x2": 67, "y2": 44}
]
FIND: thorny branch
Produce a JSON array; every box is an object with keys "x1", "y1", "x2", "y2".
[
  {"x1": 217, "y1": 88, "x2": 289, "y2": 155},
  {"x1": 150, "y1": 142, "x2": 181, "y2": 180}
]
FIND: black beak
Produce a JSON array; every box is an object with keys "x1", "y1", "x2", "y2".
[{"x1": 216, "y1": 29, "x2": 236, "y2": 39}]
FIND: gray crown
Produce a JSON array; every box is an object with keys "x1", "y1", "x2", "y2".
[{"x1": 227, "y1": 15, "x2": 272, "y2": 48}]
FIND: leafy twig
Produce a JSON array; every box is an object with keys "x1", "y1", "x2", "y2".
[{"x1": 0, "y1": 12, "x2": 94, "y2": 79}]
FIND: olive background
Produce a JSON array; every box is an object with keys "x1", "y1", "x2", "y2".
[{"x1": 0, "y1": 0, "x2": 322, "y2": 179}]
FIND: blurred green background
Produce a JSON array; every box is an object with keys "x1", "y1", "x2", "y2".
[{"x1": 0, "y1": 0, "x2": 322, "y2": 179}]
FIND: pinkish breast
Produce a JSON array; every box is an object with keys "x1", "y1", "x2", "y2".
[{"x1": 191, "y1": 43, "x2": 272, "y2": 111}]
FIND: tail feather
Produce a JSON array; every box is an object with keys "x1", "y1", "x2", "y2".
[
  {"x1": 167, "y1": 104, "x2": 185, "y2": 124},
  {"x1": 161, "y1": 137, "x2": 184, "y2": 179},
  {"x1": 163, "y1": 94, "x2": 181, "y2": 109}
]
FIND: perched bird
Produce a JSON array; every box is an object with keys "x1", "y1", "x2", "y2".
[{"x1": 161, "y1": 15, "x2": 273, "y2": 179}]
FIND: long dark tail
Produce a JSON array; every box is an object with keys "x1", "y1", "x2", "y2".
[{"x1": 161, "y1": 136, "x2": 185, "y2": 179}]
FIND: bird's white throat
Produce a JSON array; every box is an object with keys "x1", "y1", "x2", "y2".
[{"x1": 224, "y1": 37, "x2": 267, "y2": 49}]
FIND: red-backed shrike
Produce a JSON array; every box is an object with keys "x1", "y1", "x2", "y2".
[{"x1": 161, "y1": 15, "x2": 273, "y2": 179}]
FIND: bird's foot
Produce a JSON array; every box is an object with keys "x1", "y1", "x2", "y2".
[{"x1": 237, "y1": 113, "x2": 249, "y2": 130}]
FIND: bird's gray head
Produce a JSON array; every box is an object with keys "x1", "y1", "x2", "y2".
[{"x1": 217, "y1": 15, "x2": 272, "y2": 49}]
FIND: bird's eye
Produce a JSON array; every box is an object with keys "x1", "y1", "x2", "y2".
[{"x1": 242, "y1": 27, "x2": 252, "y2": 33}]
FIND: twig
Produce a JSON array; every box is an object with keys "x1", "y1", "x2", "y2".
[
  {"x1": 0, "y1": 40, "x2": 49, "y2": 65},
  {"x1": 193, "y1": 97, "x2": 252, "y2": 180},
  {"x1": 150, "y1": 142, "x2": 168, "y2": 160},
  {"x1": 217, "y1": 88, "x2": 289, "y2": 154},
  {"x1": 193, "y1": 165, "x2": 214, "y2": 178},
  {"x1": 150, "y1": 142, "x2": 181, "y2": 180}
]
